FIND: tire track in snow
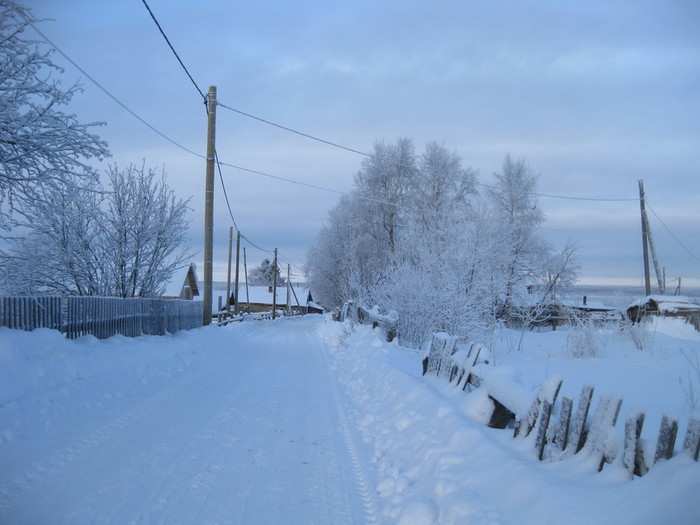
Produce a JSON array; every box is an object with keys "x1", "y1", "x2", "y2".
[{"x1": 316, "y1": 337, "x2": 381, "y2": 524}]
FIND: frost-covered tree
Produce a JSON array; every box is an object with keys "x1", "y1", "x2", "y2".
[
  {"x1": 1, "y1": 162, "x2": 192, "y2": 297},
  {"x1": 354, "y1": 138, "x2": 417, "y2": 257},
  {"x1": 308, "y1": 144, "x2": 579, "y2": 347},
  {"x1": 487, "y1": 154, "x2": 545, "y2": 322},
  {"x1": 248, "y1": 258, "x2": 285, "y2": 287},
  {"x1": 1, "y1": 179, "x2": 106, "y2": 295},
  {"x1": 103, "y1": 163, "x2": 192, "y2": 297},
  {"x1": 0, "y1": 1, "x2": 109, "y2": 230}
]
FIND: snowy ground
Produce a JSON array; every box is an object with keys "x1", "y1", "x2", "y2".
[{"x1": 1, "y1": 315, "x2": 699, "y2": 524}]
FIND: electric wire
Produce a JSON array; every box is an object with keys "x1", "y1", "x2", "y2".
[
  {"x1": 26, "y1": 19, "x2": 207, "y2": 162},
  {"x1": 28, "y1": 19, "x2": 283, "y2": 266},
  {"x1": 29, "y1": 13, "x2": 689, "y2": 280},
  {"x1": 214, "y1": 149, "x2": 239, "y2": 231},
  {"x1": 27, "y1": 20, "x2": 641, "y2": 210},
  {"x1": 140, "y1": 0, "x2": 206, "y2": 102},
  {"x1": 218, "y1": 102, "x2": 370, "y2": 158},
  {"x1": 645, "y1": 201, "x2": 700, "y2": 266},
  {"x1": 532, "y1": 192, "x2": 637, "y2": 202}
]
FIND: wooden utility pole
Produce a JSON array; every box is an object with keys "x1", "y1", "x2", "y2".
[
  {"x1": 225, "y1": 226, "x2": 233, "y2": 311},
  {"x1": 233, "y1": 230, "x2": 241, "y2": 314},
  {"x1": 638, "y1": 180, "x2": 665, "y2": 295},
  {"x1": 203, "y1": 85, "x2": 217, "y2": 325},
  {"x1": 243, "y1": 247, "x2": 250, "y2": 312},
  {"x1": 272, "y1": 248, "x2": 278, "y2": 319},
  {"x1": 639, "y1": 180, "x2": 652, "y2": 296},
  {"x1": 286, "y1": 264, "x2": 291, "y2": 316}
]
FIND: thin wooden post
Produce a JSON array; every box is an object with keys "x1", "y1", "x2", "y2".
[
  {"x1": 682, "y1": 417, "x2": 700, "y2": 461},
  {"x1": 243, "y1": 247, "x2": 250, "y2": 313},
  {"x1": 225, "y1": 226, "x2": 233, "y2": 311},
  {"x1": 554, "y1": 396, "x2": 574, "y2": 452},
  {"x1": 234, "y1": 230, "x2": 241, "y2": 314},
  {"x1": 567, "y1": 385, "x2": 595, "y2": 454},
  {"x1": 654, "y1": 414, "x2": 679, "y2": 464},
  {"x1": 272, "y1": 248, "x2": 278, "y2": 319},
  {"x1": 623, "y1": 410, "x2": 645, "y2": 477}
]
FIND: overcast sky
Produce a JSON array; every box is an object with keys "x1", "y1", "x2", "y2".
[{"x1": 24, "y1": 0, "x2": 700, "y2": 288}]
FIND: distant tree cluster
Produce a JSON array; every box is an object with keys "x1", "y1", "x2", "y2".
[
  {"x1": 306, "y1": 139, "x2": 579, "y2": 347},
  {"x1": 248, "y1": 258, "x2": 285, "y2": 287},
  {"x1": 0, "y1": 2, "x2": 192, "y2": 297}
]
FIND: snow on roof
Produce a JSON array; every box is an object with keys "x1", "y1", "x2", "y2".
[
  {"x1": 205, "y1": 284, "x2": 311, "y2": 307},
  {"x1": 628, "y1": 295, "x2": 700, "y2": 311}
]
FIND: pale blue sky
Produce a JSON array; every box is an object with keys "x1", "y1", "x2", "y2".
[{"x1": 23, "y1": 0, "x2": 700, "y2": 286}]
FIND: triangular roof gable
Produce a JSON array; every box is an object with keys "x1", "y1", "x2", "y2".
[{"x1": 180, "y1": 263, "x2": 200, "y2": 298}]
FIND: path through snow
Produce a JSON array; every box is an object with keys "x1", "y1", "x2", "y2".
[
  {"x1": 1, "y1": 318, "x2": 376, "y2": 524},
  {"x1": 1, "y1": 315, "x2": 699, "y2": 524}
]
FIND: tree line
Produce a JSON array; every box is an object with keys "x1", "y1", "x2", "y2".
[
  {"x1": 306, "y1": 139, "x2": 579, "y2": 347},
  {"x1": 0, "y1": 1, "x2": 191, "y2": 297}
]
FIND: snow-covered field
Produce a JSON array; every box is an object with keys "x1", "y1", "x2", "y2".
[{"x1": 1, "y1": 315, "x2": 698, "y2": 524}]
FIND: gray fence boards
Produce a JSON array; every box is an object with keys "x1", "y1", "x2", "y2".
[{"x1": 0, "y1": 296, "x2": 202, "y2": 339}]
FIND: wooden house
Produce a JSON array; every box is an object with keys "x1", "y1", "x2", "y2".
[{"x1": 626, "y1": 295, "x2": 700, "y2": 330}]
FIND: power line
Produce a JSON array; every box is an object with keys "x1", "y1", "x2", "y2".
[
  {"x1": 27, "y1": 11, "x2": 307, "y2": 272},
  {"x1": 31, "y1": 19, "x2": 640, "y2": 210},
  {"x1": 645, "y1": 201, "x2": 700, "y2": 266},
  {"x1": 139, "y1": 0, "x2": 206, "y2": 102},
  {"x1": 218, "y1": 102, "x2": 370, "y2": 158},
  {"x1": 27, "y1": 19, "x2": 206, "y2": 162},
  {"x1": 214, "y1": 149, "x2": 239, "y2": 231},
  {"x1": 532, "y1": 192, "x2": 636, "y2": 202},
  {"x1": 218, "y1": 102, "x2": 638, "y2": 204}
]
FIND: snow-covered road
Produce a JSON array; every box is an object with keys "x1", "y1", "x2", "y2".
[
  {"x1": 1, "y1": 315, "x2": 699, "y2": 524},
  {"x1": 1, "y1": 318, "x2": 379, "y2": 524}
]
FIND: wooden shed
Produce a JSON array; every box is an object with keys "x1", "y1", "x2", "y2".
[{"x1": 626, "y1": 295, "x2": 700, "y2": 330}]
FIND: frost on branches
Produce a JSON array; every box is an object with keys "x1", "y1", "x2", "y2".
[
  {"x1": 306, "y1": 140, "x2": 580, "y2": 348},
  {"x1": 0, "y1": 1, "x2": 109, "y2": 229},
  {"x1": 2, "y1": 163, "x2": 193, "y2": 297}
]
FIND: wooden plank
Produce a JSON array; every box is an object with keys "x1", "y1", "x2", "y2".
[
  {"x1": 488, "y1": 397, "x2": 515, "y2": 429},
  {"x1": 567, "y1": 385, "x2": 595, "y2": 454},
  {"x1": 515, "y1": 376, "x2": 562, "y2": 439},
  {"x1": 535, "y1": 378, "x2": 563, "y2": 460},
  {"x1": 682, "y1": 417, "x2": 700, "y2": 461},
  {"x1": 584, "y1": 395, "x2": 623, "y2": 471},
  {"x1": 554, "y1": 396, "x2": 573, "y2": 451},
  {"x1": 654, "y1": 414, "x2": 679, "y2": 464},
  {"x1": 622, "y1": 410, "x2": 645, "y2": 477}
]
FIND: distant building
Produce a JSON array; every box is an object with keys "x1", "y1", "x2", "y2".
[
  {"x1": 627, "y1": 295, "x2": 700, "y2": 330},
  {"x1": 179, "y1": 264, "x2": 200, "y2": 300}
]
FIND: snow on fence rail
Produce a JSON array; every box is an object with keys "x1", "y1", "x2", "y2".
[
  {"x1": 422, "y1": 333, "x2": 700, "y2": 479},
  {"x1": 336, "y1": 301, "x2": 397, "y2": 342},
  {"x1": 0, "y1": 296, "x2": 202, "y2": 339}
]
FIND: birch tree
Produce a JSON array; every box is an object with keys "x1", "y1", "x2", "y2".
[
  {"x1": 0, "y1": 1, "x2": 109, "y2": 229},
  {"x1": 1, "y1": 162, "x2": 193, "y2": 297},
  {"x1": 103, "y1": 163, "x2": 192, "y2": 298},
  {"x1": 487, "y1": 154, "x2": 545, "y2": 322}
]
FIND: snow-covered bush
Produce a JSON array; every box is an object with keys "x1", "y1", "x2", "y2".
[{"x1": 567, "y1": 317, "x2": 600, "y2": 358}]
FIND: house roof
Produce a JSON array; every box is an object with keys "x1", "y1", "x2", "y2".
[{"x1": 179, "y1": 264, "x2": 199, "y2": 299}]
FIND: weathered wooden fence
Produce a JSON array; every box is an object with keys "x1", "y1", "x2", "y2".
[
  {"x1": 422, "y1": 333, "x2": 700, "y2": 478},
  {"x1": 0, "y1": 296, "x2": 202, "y2": 339},
  {"x1": 336, "y1": 301, "x2": 397, "y2": 341}
]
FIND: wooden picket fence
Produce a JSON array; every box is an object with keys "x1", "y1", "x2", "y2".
[
  {"x1": 0, "y1": 296, "x2": 202, "y2": 339},
  {"x1": 422, "y1": 333, "x2": 700, "y2": 478}
]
